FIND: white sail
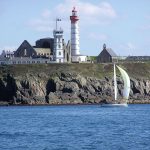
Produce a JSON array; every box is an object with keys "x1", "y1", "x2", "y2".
[
  {"x1": 116, "y1": 66, "x2": 130, "y2": 100},
  {"x1": 114, "y1": 64, "x2": 117, "y2": 101},
  {"x1": 101, "y1": 64, "x2": 129, "y2": 107}
]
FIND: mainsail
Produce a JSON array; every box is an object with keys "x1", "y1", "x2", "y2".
[
  {"x1": 116, "y1": 65, "x2": 130, "y2": 100},
  {"x1": 101, "y1": 64, "x2": 130, "y2": 107}
]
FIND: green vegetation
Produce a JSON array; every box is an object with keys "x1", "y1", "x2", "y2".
[
  {"x1": 90, "y1": 56, "x2": 97, "y2": 62},
  {"x1": 0, "y1": 62, "x2": 150, "y2": 79}
]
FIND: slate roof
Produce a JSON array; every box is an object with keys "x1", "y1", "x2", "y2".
[
  {"x1": 16, "y1": 40, "x2": 35, "y2": 52},
  {"x1": 14, "y1": 40, "x2": 37, "y2": 57},
  {"x1": 105, "y1": 48, "x2": 117, "y2": 57}
]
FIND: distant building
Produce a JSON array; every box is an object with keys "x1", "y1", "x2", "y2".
[
  {"x1": 126, "y1": 56, "x2": 150, "y2": 61},
  {"x1": 0, "y1": 57, "x2": 54, "y2": 65},
  {"x1": 0, "y1": 50, "x2": 15, "y2": 58},
  {"x1": 0, "y1": 8, "x2": 89, "y2": 65},
  {"x1": 52, "y1": 18, "x2": 71, "y2": 63},
  {"x1": 53, "y1": 29, "x2": 64, "y2": 63},
  {"x1": 14, "y1": 39, "x2": 53, "y2": 59},
  {"x1": 35, "y1": 38, "x2": 54, "y2": 51},
  {"x1": 13, "y1": 36, "x2": 72, "y2": 62},
  {"x1": 97, "y1": 44, "x2": 118, "y2": 63},
  {"x1": 14, "y1": 40, "x2": 37, "y2": 58},
  {"x1": 63, "y1": 40, "x2": 71, "y2": 63}
]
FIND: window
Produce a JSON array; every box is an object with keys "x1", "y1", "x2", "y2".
[
  {"x1": 24, "y1": 49, "x2": 27, "y2": 56},
  {"x1": 59, "y1": 52, "x2": 61, "y2": 55}
]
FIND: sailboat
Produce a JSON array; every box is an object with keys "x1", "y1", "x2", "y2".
[{"x1": 101, "y1": 64, "x2": 130, "y2": 107}]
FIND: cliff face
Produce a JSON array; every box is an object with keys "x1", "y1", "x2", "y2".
[{"x1": 0, "y1": 63, "x2": 150, "y2": 105}]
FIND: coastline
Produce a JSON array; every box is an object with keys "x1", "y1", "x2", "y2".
[
  {"x1": 1, "y1": 100, "x2": 150, "y2": 106},
  {"x1": 0, "y1": 63, "x2": 150, "y2": 105}
]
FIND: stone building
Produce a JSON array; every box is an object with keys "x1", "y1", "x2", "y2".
[
  {"x1": 14, "y1": 40, "x2": 37, "y2": 58},
  {"x1": 14, "y1": 39, "x2": 53, "y2": 58},
  {"x1": 0, "y1": 50, "x2": 14, "y2": 58},
  {"x1": 34, "y1": 38, "x2": 54, "y2": 59},
  {"x1": 97, "y1": 44, "x2": 118, "y2": 63},
  {"x1": 35, "y1": 38, "x2": 54, "y2": 51},
  {"x1": 13, "y1": 38, "x2": 71, "y2": 62},
  {"x1": 63, "y1": 40, "x2": 71, "y2": 62}
]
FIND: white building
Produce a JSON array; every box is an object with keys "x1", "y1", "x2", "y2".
[
  {"x1": 53, "y1": 19, "x2": 64, "y2": 63},
  {"x1": 70, "y1": 7, "x2": 87, "y2": 62},
  {"x1": 0, "y1": 57, "x2": 54, "y2": 65}
]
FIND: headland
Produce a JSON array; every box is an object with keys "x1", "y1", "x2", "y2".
[{"x1": 0, "y1": 62, "x2": 150, "y2": 105}]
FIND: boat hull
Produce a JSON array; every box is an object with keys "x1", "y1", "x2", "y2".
[{"x1": 101, "y1": 103, "x2": 128, "y2": 107}]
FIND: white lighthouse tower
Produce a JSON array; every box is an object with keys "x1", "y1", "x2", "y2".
[
  {"x1": 70, "y1": 7, "x2": 80, "y2": 62},
  {"x1": 53, "y1": 19, "x2": 64, "y2": 63}
]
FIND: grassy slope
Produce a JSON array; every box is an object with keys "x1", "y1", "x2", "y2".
[{"x1": 0, "y1": 62, "x2": 150, "y2": 79}]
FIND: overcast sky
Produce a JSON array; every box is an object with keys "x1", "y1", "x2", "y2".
[{"x1": 0, "y1": 0, "x2": 150, "y2": 56}]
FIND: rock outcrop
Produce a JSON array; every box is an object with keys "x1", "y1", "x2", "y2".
[{"x1": 0, "y1": 63, "x2": 150, "y2": 105}]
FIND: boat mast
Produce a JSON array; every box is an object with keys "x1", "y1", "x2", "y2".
[
  {"x1": 116, "y1": 65, "x2": 130, "y2": 102},
  {"x1": 114, "y1": 63, "x2": 117, "y2": 101}
]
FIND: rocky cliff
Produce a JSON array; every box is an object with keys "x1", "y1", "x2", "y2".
[{"x1": 0, "y1": 63, "x2": 150, "y2": 105}]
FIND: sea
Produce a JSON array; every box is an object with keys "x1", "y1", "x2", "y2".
[{"x1": 0, "y1": 104, "x2": 150, "y2": 150}]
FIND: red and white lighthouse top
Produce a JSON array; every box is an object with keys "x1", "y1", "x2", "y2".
[{"x1": 70, "y1": 7, "x2": 79, "y2": 23}]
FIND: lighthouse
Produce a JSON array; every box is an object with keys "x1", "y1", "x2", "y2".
[{"x1": 70, "y1": 7, "x2": 80, "y2": 60}]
